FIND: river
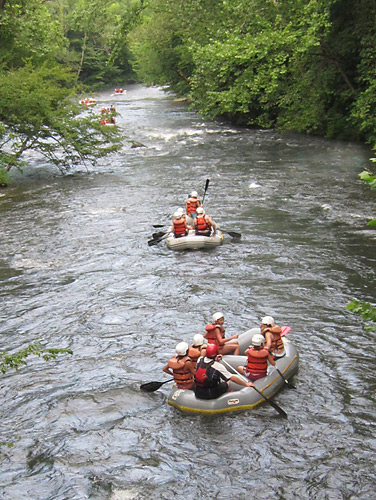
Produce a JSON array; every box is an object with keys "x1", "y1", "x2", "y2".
[{"x1": 0, "y1": 85, "x2": 375, "y2": 500}]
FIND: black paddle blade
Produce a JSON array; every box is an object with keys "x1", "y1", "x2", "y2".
[
  {"x1": 152, "y1": 224, "x2": 165, "y2": 228},
  {"x1": 225, "y1": 230, "x2": 241, "y2": 239},
  {"x1": 204, "y1": 178, "x2": 210, "y2": 192},
  {"x1": 152, "y1": 231, "x2": 166, "y2": 239},
  {"x1": 148, "y1": 237, "x2": 163, "y2": 246},
  {"x1": 140, "y1": 379, "x2": 173, "y2": 392},
  {"x1": 253, "y1": 386, "x2": 288, "y2": 418}
]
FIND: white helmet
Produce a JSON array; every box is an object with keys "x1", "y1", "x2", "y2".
[
  {"x1": 175, "y1": 342, "x2": 188, "y2": 356},
  {"x1": 196, "y1": 207, "x2": 205, "y2": 216},
  {"x1": 176, "y1": 207, "x2": 184, "y2": 214},
  {"x1": 212, "y1": 312, "x2": 224, "y2": 323},
  {"x1": 193, "y1": 334, "x2": 205, "y2": 347},
  {"x1": 261, "y1": 316, "x2": 275, "y2": 326},
  {"x1": 191, "y1": 191, "x2": 198, "y2": 198},
  {"x1": 252, "y1": 334, "x2": 265, "y2": 347},
  {"x1": 173, "y1": 211, "x2": 181, "y2": 219}
]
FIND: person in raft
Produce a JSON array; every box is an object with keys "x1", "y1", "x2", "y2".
[
  {"x1": 176, "y1": 207, "x2": 187, "y2": 220},
  {"x1": 194, "y1": 344, "x2": 254, "y2": 400},
  {"x1": 238, "y1": 333, "x2": 276, "y2": 381},
  {"x1": 260, "y1": 315, "x2": 285, "y2": 359},
  {"x1": 186, "y1": 190, "x2": 201, "y2": 219},
  {"x1": 170, "y1": 211, "x2": 190, "y2": 238},
  {"x1": 193, "y1": 207, "x2": 216, "y2": 237},
  {"x1": 163, "y1": 342, "x2": 195, "y2": 390},
  {"x1": 188, "y1": 334, "x2": 207, "y2": 367},
  {"x1": 204, "y1": 312, "x2": 240, "y2": 355}
]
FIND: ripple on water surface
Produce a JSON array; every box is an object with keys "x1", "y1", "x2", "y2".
[{"x1": 0, "y1": 85, "x2": 375, "y2": 500}]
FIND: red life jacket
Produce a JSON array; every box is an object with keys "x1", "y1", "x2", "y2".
[
  {"x1": 186, "y1": 198, "x2": 199, "y2": 214},
  {"x1": 173, "y1": 219, "x2": 187, "y2": 236},
  {"x1": 195, "y1": 358, "x2": 221, "y2": 388},
  {"x1": 167, "y1": 355, "x2": 194, "y2": 389},
  {"x1": 205, "y1": 323, "x2": 221, "y2": 346},
  {"x1": 196, "y1": 216, "x2": 209, "y2": 232},
  {"x1": 246, "y1": 347, "x2": 269, "y2": 375}
]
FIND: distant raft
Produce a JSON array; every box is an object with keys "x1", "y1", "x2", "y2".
[
  {"x1": 166, "y1": 229, "x2": 223, "y2": 251},
  {"x1": 80, "y1": 98, "x2": 96, "y2": 106},
  {"x1": 167, "y1": 327, "x2": 299, "y2": 414},
  {"x1": 111, "y1": 88, "x2": 126, "y2": 97}
]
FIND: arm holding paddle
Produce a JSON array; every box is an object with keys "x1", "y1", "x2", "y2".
[
  {"x1": 216, "y1": 354, "x2": 254, "y2": 388},
  {"x1": 221, "y1": 358, "x2": 288, "y2": 418}
]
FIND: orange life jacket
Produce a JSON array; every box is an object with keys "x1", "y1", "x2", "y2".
[
  {"x1": 167, "y1": 355, "x2": 194, "y2": 389},
  {"x1": 188, "y1": 346, "x2": 201, "y2": 365},
  {"x1": 196, "y1": 216, "x2": 209, "y2": 232},
  {"x1": 246, "y1": 347, "x2": 269, "y2": 374},
  {"x1": 204, "y1": 323, "x2": 224, "y2": 347},
  {"x1": 173, "y1": 219, "x2": 187, "y2": 236},
  {"x1": 186, "y1": 198, "x2": 199, "y2": 214},
  {"x1": 269, "y1": 328, "x2": 284, "y2": 352}
]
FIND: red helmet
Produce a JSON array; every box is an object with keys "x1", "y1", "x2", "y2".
[{"x1": 205, "y1": 343, "x2": 218, "y2": 358}]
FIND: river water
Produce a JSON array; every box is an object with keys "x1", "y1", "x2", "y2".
[{"x1": 0, "y1": 85, "x2": 375, "y2": 500}]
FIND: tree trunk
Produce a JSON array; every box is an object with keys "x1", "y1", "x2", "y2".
[{"x1": 77, "y1": 31, "x2": 87, "y2": 78}]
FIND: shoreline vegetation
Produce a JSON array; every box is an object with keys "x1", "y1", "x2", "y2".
[{"x1": 0, "y1": 0, "x2": 375, "y2": 187}]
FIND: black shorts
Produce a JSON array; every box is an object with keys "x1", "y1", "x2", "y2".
[{"x1": 194, "y1": 381, "x2": 228, "y2": 400}]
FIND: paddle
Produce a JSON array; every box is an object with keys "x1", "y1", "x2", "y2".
[
  {"x1": 275, "y1": 367, "x2": 296, "y2": 390},
  {"x1": 140, "y1": 379, "x2": 174, "y2": 392},
  {"x1": 152, "y1": 231, "x2": 166, "y2": 239},
  {"x1": 201, "y1": 178, "x2": 210, "y2": 206},
  {"x1": 148, "y1": 235, "x2": 166, "y2": 246},
  {"x1": 221, "y1": 230, "x2": 241, "y2": 239},
  {"x1": 152, "y1": 179, "x2": 210, "y2": 232},
  {"x1": 221, "y1": 358, "x2": 288, "y2": 418}
]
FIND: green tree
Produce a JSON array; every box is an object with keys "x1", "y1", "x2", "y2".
[
  {"x1": 0, "y1": 0, "x2": 122, "y2": 183},
  {"x1": 0, "y1": 63, "x2": 121, "y2": 175},
  {"x1": 0, "y1": 0, "x2": 67, "y2": 68},
  {"x1": 125, "y1": 0, "x2": 376, "y2": 147}
]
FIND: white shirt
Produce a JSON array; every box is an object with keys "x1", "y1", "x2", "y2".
[{"x1": 200, "y1": 356, "x2": 233, "y2": 381}]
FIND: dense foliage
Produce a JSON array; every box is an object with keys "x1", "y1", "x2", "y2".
[
  {"x1": 1, "y1": 0, "x2": 375, "y2": 183},
  {"x1": 347, "y1": 299, "x2": 376, "y2": 332},
  {"x1": 125, "y1": 0, "x2": 376, "y2": 149},
  {"x1": 0, "y1": 0, "x2": 124, "y2": 183}
]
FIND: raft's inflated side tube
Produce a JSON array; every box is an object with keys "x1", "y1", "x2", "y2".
[
  {"x1": 166, "y1": 229, "x2": 223, "y2": 251},
  {"x1": 167, "y1": 328, "x2": 298, "y2": 414}
]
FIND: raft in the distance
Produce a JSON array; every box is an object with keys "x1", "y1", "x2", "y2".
[
  {"x1": 167, "y1": 327, "x2": 299, "y2": 414},
  {"x1": 166, "y1": 229, "x2": 224, "y2": 251}
]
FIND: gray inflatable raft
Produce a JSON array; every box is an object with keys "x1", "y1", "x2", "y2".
[
  {"x1": 167, "y1": 327, "x2": 299, "y2": 414},
  {"x1": 166, "y1": 229, "x2": 223, "y2": 250}
]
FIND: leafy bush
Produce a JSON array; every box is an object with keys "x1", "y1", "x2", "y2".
[
  {"x1": 0, "y1": 342, "x2": 73, "y2": 374},
  {"x1": 347, "y1": 299, "x2": 376, "y2": 332},
  {"x1": 0, "y1": 166, "x2": 8, "y2": 187}
]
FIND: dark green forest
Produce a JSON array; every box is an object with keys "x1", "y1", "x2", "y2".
[{"x1": 0, "y1": 0, "x2": 375, "y2": 184}]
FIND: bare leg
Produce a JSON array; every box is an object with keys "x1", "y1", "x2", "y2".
[
  {"x1": 238, "y1": 366, "x2": 246, "y2": 376},
  {"x1": 220, "y1": 343, "x2": 240, "y2": 355}
]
